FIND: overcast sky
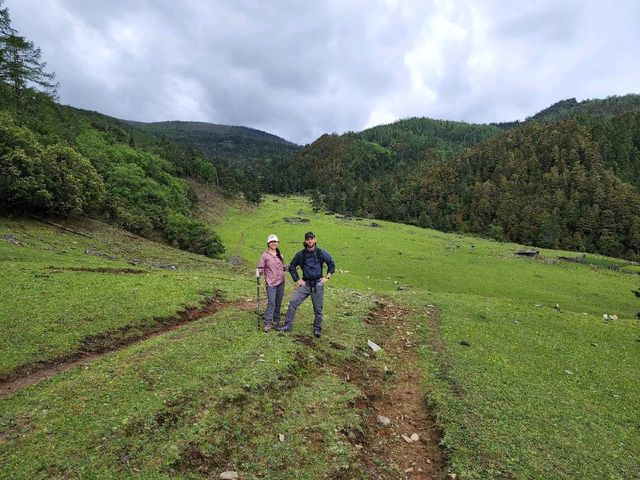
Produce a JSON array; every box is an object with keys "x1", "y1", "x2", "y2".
[{"x1": 7, "y1": 0, "x2": 640, "y2": 144}]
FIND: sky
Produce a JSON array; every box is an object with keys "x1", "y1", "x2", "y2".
[{"x1": 7, "y1": 0, "x2": 640, "y2": 144}]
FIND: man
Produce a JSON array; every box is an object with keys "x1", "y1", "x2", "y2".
[{"x1": 278, "y1": 231, "x2": 335, "y2": 337}]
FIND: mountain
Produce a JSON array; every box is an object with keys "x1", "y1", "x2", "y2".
[
  {"x1": 495, "y1": 93, "x2": 640, "y2": 129},
  {"x1": 125, "y1": 120, "x2": 301, "y2": 167}
]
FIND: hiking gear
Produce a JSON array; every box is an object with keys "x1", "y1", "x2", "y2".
[
  {"x1": 256, "y1": 277, "x2": 261, "y2": 329},
  {"x1": 304, "y1": 231, "x2": 315, "y2": 239},
  {"x1": 267, "y1": 234, "x2": 279, "y2": 243},
  {"x1": 313, "y1": 326, "x2": 321, "y2": 338},
  {"x1": 276, "y1": 325, "x2": 292, "y2": 332},
  {"x1": 284, "y1": 283, "x2": 324, "y2": 331}
]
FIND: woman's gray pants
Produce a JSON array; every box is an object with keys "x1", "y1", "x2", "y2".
[
  {"x1": 283, "y1": 283, "x2": 324, "y2": 332},
  {"x1": 265, "y1": 282, "x2": 285, "y2": 326}
]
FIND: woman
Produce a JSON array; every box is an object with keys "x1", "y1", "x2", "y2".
[{"x1": 256, "y1": 234, "x2": 286, "y2": 331}]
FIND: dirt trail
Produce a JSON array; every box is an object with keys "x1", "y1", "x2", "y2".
[
  {"x1": 352, "y1": 302, "x2": 446, "y2": 479},
  {"x1": 0, "y1": 296, "x2": 256, "y2": 398},
  {"x1": 304, "y1": 302, "x2": 446, "y2": 479}
]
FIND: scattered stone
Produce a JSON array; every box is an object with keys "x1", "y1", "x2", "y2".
[
  {"x1": 564, "y1": 369, "x2": 574, "y2": 375},
  {"x1": 554, "y1": 303, "x2": 561, "y2": 312},
  {"x1": 282, "y1": 217, "x2": 309, "y2": 224},
  {"x1": 355, "y1": 444, "x2": 363, "y2": 450},
  {"x1": 228, "y1": 256, "x2": 243, "y2": 266},
  {"x1": 410, "y1": 433, "x2": 420, "y2": 442},
  {"x1": 377, "y1": 415, "x2": 391, "y2": 427},
  {"x1": 401, "y1": 434, "x2": 413, "y2": 443},
  {"x1": 426, "y1": 459, "x2": 431, "y2": 464},
  {"x1": 220, "y1": 472, "x2": 238, "y2": 480},
  {"x1": 279, "y1": 434, "x2": 285, "y2": 442},
  {"x1": 367, "y1": 340, "x2": 382, "y2": 352},
  {"x1": 591, "y1": 342, "x2": 598, "y2": 347},
  {"x1": 397, "y1": 286, "x2": 408, "y2": 291},
  {"x1": 404, "y1": 467, "x2": 414, "y2": 473},
  {"x1": 84, "y1": 249, "x2": 117, "y2": 260},
  {"x1": 369, "y1": 222, "x2": 382, "y2": 228},
  {"x1": 448, "y1": 474, "x2": 457, "y2": 480},
  {"x1": 460, "y1": 340, "x2": 471, "y2": 347},
  {"x1": 2, "y1": 234, "x2": 21, "y2": 245},
  {"x1": 534, "y1": 303, "x2": 543, "y2": 307}
]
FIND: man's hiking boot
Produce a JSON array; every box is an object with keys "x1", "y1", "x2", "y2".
[{"x1": 276, "y1": 325, "x2": 292, "y2": 333}]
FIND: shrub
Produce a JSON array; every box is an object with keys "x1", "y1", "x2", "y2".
[{"x1": 164, "y1": 213, "x2": 224, "y2": 258}]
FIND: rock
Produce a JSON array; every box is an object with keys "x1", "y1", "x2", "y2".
[
  {"x1": 228, "y1": 256, "x2": 243, "y2": 266},
  {"x1": 410, "y1": 433, "x2": 420, "y2": 442},
  {"x1": 397, "y1": 286, "x2": 408, "y2": 291},
  {"x1": 610, "y1": 314, "x2": 618, "y2": 320},
  {"x1": 220, "y1": 472, "x2": 238, "y2": 480},
  {"x1": 448, "y1": 474, "x2": 457, "y2": 480},
  {"x1": 404, "y1": 467, "x2": 414, "y2": 473},
  {"x1": 554, "y1": 303, "x2": 561, "y2": 312},
  {"x1": 401, "y1": 434, "x2": 413, "y2": 443},
  {"x1": 279, "y1": 434, "x2": 285, "y2": 442},
  {"x1": 367, "y1": 340, "x2": 382, "y2": 352},
  {"x1": 377, "y1": 415, "x2": 391, "y2": 427},
  {"x1": 2, "y1": 234, "x2": 21, "y2": 245},
  {"x1": 355, "y1": 443, "x2": 363, "y2": 450},
  {"x1": 564, "y1": 369, "x2": 573, "y2": 375}
]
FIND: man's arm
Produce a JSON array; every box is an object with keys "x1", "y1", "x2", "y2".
[
  {"x1": 288, "y1": 252, "x2": 302, "y2": 282},
  {"x1": 322, "y1": 250, "x2": 335, "y2": 280}
]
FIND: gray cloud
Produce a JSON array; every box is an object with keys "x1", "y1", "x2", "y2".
[{"x1": 7, "y1": 0, "x2": 640, "y2": 144}]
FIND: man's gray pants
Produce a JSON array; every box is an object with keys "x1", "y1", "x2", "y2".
[
  {"x1": 265, "y1": 282, "x2": 285, "y2": 326},
  {"x1": 284, "y1": 283, "x2": 324, "y2": 332}
]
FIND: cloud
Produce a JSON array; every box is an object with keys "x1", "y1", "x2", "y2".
[{"x1": 6, "y1": 0, "x2": 640, "y2": 143}]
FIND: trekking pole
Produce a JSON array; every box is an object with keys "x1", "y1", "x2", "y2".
[{"x1": 256, "y1": 276, "x2": 261, "y2": 330}]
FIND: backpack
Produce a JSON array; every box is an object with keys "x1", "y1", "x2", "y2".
[{"x1": 300, "y1": 247, "x2": 323, "y2": 267}]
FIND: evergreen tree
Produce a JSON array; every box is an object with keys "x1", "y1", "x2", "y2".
[{"x1": 0, "y1": 1, "x2": 58, "y2": 99}]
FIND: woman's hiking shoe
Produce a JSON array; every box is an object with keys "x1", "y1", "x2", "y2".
[
  {"x1": 313, "y1": 328, "x2": 321, "y2": 338},
  {"x1": 263, "y1": 324, "x2": 272, "y2": 332}
]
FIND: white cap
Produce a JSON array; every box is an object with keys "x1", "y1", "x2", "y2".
[{"x1": 267, "y1": 234, "x2": 279, "y2": 243}]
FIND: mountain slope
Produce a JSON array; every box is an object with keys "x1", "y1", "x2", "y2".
[{"x1": 127, "y1": 120, "x2": 301, "y2": 167}]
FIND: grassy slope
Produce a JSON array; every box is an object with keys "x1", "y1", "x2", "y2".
[
  {"x1": 214, "y1": 196, "x2": 640, "y2": 479},
  {"x1": 0, "y1": 217, "x2": 246, "y2": 378},
  {"x1": 1, "y1": 195, "x2": 639, "y2": 478},
  {"x1": 0, "y1": 213, "x2": 404, "y2": 479}
]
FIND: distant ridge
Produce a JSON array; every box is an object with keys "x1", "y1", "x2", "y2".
[
  {"x1": 494, "y1": 93, "x2": 640, "y2": 128},
  {"x1": 126, "y1": 120, "x2": 300, "y2": 167}
]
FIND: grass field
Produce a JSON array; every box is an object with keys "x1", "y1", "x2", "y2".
[
  {"x1": 1, "y1": 195, "x2": 639, "y2": 479},
  {"x1": 214, "y1": 196, "x2": 640, "y2": 479}
]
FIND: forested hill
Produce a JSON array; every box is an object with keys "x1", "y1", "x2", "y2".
[
  {"x1": 495, "y1": 94, "x2": 640, "y2": 128},
  {"x1": 289, "y1": 107, "x2": 640, "y2": 260},
  {"x1": 126, "y1": 120, "x2": 300, "y2": 167}
]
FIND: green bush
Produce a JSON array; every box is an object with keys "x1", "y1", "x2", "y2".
[
  {"x1": 0, "y1": 115, "x2": 104, "y2": 214},
  {"x1": 164, "y1": 212, "x2": 224, "y2": 258}
]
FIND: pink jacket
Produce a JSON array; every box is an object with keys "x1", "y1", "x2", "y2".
[{"x1": 257, "y1": 251, "x2": 286, "y2": 286}]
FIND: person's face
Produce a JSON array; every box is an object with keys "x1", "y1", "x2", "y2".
[
  {"x1": 305, "y1": 236, "x2": 316, "y2": 248},
  {"x1": 268, "y1": 241, "x2": 278, "y2": 250}
]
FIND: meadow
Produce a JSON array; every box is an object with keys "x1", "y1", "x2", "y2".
[
  {"x1": 1, "y1": 195, "x2": 639, "y2": 478},
  {"x1": 215, "y1": 196, "x2": 640, "y2": 479}
]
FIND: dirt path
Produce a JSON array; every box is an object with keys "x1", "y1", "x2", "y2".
[
  {"x1": 351, "y1": 302, "x2": 446, "y2": 479},
  {"x1": 0, "y1": 296, "x2": 256, "y2": 398}
]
